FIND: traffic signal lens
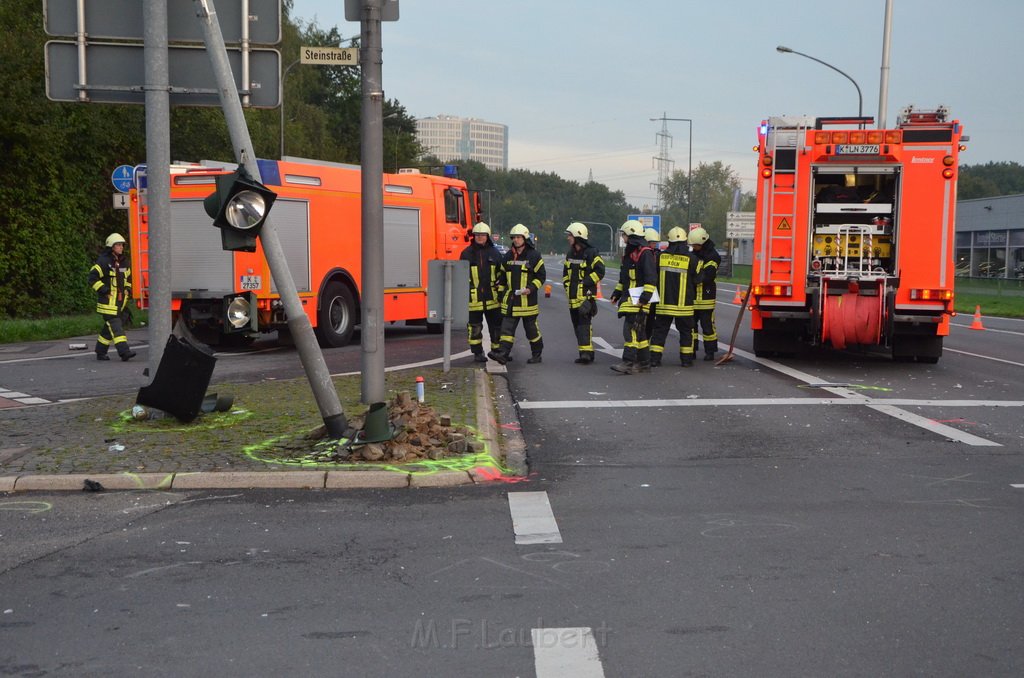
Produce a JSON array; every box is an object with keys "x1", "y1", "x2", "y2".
[
  {"x1": 225, "y1": 295, "x2": 253, "y2": 329},
  {"x1": 225, "y1": 190, "x2": 268, "y2": 230}
]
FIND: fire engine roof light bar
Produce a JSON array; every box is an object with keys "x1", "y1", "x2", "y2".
[{"x1": 776, "y1": 45, "x2": 863, "y2": 122}]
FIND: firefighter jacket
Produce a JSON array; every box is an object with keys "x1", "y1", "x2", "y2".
[
  {"x1": 562, "y1": 239, "x2": 605, "y2": 309},
  {"x1": 655, "y1": 242, "x2": 698, "y2": 317},
  {"x1": 498, "y1": 243, "x2": 545, "y2": 317},
  {"x1": 88, "y1": 248, "x2": 132, "y2": 316},
  {"x1": 459, "y1": 238, "x2": 503, "y2": 311},
  {"x1": 613, "y1": 235, "x2": 657, "y2": 316},
  {"x1": 693, "y1": 237, "x2": 721, "y2": 310}
]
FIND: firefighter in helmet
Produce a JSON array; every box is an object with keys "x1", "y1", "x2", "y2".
[
  {"x1": 643, "y1": 227, "x2": 662, "y2": 339},
  {"x1": 688, "y1": 226, "x2": 721, "y2": 360},
  {"x1": 650, "y1": 227, "x2": 698, "y2": 367},
  {"x1": 608, "y1": 219, "x2": 657, "y2": 374},
  {"x1": 460, "y1": 222, "x2": 504, "y2": 363},
  {"x1": 88, "y1": 233, "x2": 137, "y2": 361},
  {"x1": 487, "y1": 224, "x2": 546, "y2": 365},
  {"x1": 563, "y1": 222, "x2": 605, "y2": 364}
]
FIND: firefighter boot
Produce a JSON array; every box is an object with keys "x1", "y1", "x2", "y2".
[
  {"x1": 527, "y1": 354, "x2": 542, "y2": 364},
  {"x1": 574, "y1": 351, "x2": 594, "y2": 364},
  {"x1": 635, "y1": 360, "x2": 651, "y2": 373},
  {"x1": 473, "y1": 351, "x2": 488, "y2": 363},
  {"x1": 610, "y1": 361, "x2": 635, "y2": 374},
  {"x1": 487, "y1": 348, "x2": 508, "y2": 365},
  {"x1": 703, "y1": 352, "x2": 715, "y2": 361},
  {"x1": 120, "y1": 349, "x2": 137, "y2": 362},
  {"x1": 649, "y1": 354, "x2": 662, "y2": 368},
  {"x1": 96, "y1": 353, "x2": 110, "y2": 361},
  {"x1": 681, "y1": 356, "x2": 694, "y2": 368}
]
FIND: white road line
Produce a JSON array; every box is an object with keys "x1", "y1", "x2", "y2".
[
  {"x1": 1011, "y1": 484, "x2": 1024, "y2": 489},
  {"x1": 949, "y1": 323, "x2": 1024, "y2": 336},
  {"x1": 532, "y1": 627, "x2": 605, "y2": 678},
  {"x1": 508, "y1": 491, "x2": 562, "y2": 545},
  {"x1": 591, "y1": 336, "x2": 621, "y2": 358},
  {"x1": 944, "y1": 347, "x2": 1024, "y2": 368},
  {"x1": 517, "y1": 397, "x2": 1024, "y2": 410}
]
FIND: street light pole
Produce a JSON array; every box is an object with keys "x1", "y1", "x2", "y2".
[
  {"x1": 776, "y1": 45, "x2": 863, "y2": 119},
  {"x1": 483, "y1": 188, "x2": 495, "y2": 224}
]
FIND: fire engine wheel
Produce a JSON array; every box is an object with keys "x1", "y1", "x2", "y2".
[{"x1": 316, "y1": 282, "x2": 357, "y2": 348}]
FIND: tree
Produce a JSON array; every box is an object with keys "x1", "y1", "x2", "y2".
[
  {"x1": 958, "y1": 161, "x2": 1024, "y2": 199},
  {"x1": 660, "y1": 161, "x2": 752, "y2": 242}
]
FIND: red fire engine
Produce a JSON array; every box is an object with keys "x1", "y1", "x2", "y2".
[
  {"x1": 128, "y1": 158, "x2": 480, "y2": 347},
  {"x1": 750, "y1": 106, "x2": 966, "y2": 362}
]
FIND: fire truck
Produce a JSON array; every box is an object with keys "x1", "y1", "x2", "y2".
[
  {"x1": 750, "y1": 106, "x2": 966, "y2": 363},
  {"x1": 127, "y1": 157, "x2": 480, "y2": 347}
]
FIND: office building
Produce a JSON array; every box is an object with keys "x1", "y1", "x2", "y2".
[{"x1": 415, "y1": 115, "x2": 508, "y2": 171}]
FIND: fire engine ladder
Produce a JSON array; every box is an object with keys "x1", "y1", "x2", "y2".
[{"x1": 764, "y1": 120, "x2": 807, "y2": 286}]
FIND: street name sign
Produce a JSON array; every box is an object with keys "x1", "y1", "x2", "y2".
[
  {"x1": 43, "y1": 0, "x2": 281, "y2": 44},
  {"x1": 300, "y1": 46, "x2": 358, "y2": 65},
  {"x1": 45, "y1": 41, "x2": 281, "y2": 107}
]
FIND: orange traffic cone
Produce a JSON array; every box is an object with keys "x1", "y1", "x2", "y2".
[
  {"x1": 732, "y1": 286, "x2": 743, "y2": 304},
  {"x1": 969, "y1": 305, "x2": 985, "y2": 330},
  {"x1": 544, "y1": 283, "x2": 552, "y2": 298}
]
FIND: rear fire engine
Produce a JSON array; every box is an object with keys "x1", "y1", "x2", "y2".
[
  {"x1": 128, "y1": 158, "x2": 480, "y2": 347},
  {"x1": 750, "y1": 106, "x2": 966, "y2": 363}
]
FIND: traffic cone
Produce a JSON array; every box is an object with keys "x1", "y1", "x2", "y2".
[
  {"x1": 969, "y1": 305, "x2": 985, "y2": 330},
  {"x1": 596, "y1": 284, "x2": 603, "y2": 299},
  {"x1": 732, "y1": 286, "x2": 743, "y2": 304},
  {"x1": 544, "y1": 283, "x2": 552, "y2": 298}
]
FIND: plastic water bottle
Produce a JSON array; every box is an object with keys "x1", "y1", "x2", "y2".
[{"x1": 415, "y1": 376, "x2": 425, "y2": 403}]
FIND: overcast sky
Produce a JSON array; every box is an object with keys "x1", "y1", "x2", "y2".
[{"x1": 289, "y1": 1, "x2": 1022, "y2": 207}]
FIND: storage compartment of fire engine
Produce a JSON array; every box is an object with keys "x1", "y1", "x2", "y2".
[{"x1": 810, "y1": 168, "x2": 899, "y2": 279}]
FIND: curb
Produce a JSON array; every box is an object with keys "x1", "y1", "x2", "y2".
[{"x1": 1, "y1": 365, "x2": 529, "y2": 493}]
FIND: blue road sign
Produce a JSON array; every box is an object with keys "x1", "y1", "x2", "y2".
[
  {"x1": 112, "y1": 165, "x2": 134, "y2": 193},
  {"x1": 627, "y1": 214, "x2": 661, "y2": 233}
]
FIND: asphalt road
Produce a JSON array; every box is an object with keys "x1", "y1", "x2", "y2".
[{"x1": 2, "y1": 269, "x2": 1023, "y2": 676}]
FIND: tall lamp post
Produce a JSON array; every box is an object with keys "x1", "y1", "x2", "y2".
[
  {"x1": 776, "y1": 45, "x2": 863, "y2": 119},
  {"x1": 482, "y1": 188, "x2": 496, "y2": 225},
  {"x1": 280, "y1": 36, "x2": 359, "y2": 159}
]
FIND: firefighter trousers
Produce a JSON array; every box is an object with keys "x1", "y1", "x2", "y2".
[
  {"x1": 620, "y1": 315, "x2": 650, "y2": 366},
  {"x1": 568, "y1": 307, "x2": 594, "y2": 357},
  {"x1": 468, "y1": 308, "x2": 502, "y2": 355},
  {"x1": 494, "y1": 314, "x2": 543, "y2": 358},
  {"x1": 694, "y1": 307, "x2": 718, "y2": 355},
  {"x1": 650, "y1": 314, "x2": 696, "y2": 363},
  {"x1": 95, "y1": 312, "x2": 130, "y2": 357}
]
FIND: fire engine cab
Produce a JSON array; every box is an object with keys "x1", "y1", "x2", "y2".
[{"x1": 751, "y1": 106, "x2": 966, "y2": 363}]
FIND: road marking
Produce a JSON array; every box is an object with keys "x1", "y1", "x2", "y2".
[
  {"x1": 508, "y1": 491, "x2": 562, "y2": 545},
  {"x1": 532, "y1": 627, "x2": 605, "y2": 678},
  {"x1": 950, "y1": 322, "x2": 1024, "y2": 337},
  {"x1": 0, "y1": 387, "x2": 51, "y2": 407},
  {"x1": 517, "y1": 397, "x2": 1024, "y2": 409},
  {"x1": 1011, "y1": 484, "x2": 1024, "y2": 489},
  {"x1": 944, "y1": 347, "x2": 1024, "y2": 368},
  {"x1": 591, "y1": 336, "x2": 621, "y2": 358}
]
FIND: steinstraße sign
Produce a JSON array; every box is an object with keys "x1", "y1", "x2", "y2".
[
  {"x1": 726, "y1": 211, "x2": 755, "y2": 239},
  {"x1": 300, "y1": 47, "x2": 358, "y2": 65}
]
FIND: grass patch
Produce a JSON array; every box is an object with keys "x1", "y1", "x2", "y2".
[{"x1": 1, "y1": 305, "x2": 149, "y2": 344}]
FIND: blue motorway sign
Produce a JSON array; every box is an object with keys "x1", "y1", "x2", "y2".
[
  {"x1": 627, "y1": 214, "x2": 661, "y2": 233},
  {"x1": 111, "y1": 165, "x2": 134, "y2": 193}
]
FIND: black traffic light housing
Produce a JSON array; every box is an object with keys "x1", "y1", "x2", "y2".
[{"x1": 203, "y1": 166, "x2": 277, "y2": 252}]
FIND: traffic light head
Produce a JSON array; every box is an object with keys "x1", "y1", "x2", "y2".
[{"x1": 203, "y1": 166, "x2": 277, "y2": 252}]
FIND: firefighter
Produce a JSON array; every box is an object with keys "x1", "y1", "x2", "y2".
[
  {"x1": 643, "y1": 227, "x2": 662, "y2": 340},
  {"x1": 650, "y1": 227, "x2": 698, "y2": 367},
  {"x1": 562, "y1": 222, "x2": 605, "y2": 364},
  {"x1": 460, "y1": 222, "x2": 504, "y2": 363},
  {"x1": 487, "y1": 224, "x2": 546, "y2": 365},
  {"x1": 689, "y1": 226, "x2": 721, "y2": 360},
  {"x1": 608, "y1": 220, "x2": 657, "y2": 374},
  {"x1": 88, "y1": 233, "x2": 136, "y2": 362}
]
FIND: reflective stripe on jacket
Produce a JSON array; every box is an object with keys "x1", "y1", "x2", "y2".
[
  {"x1": 562, "y1": 240, "x2": 605, "y2": 309},
  {"x1": 460, "y1": 240, "x2": 503, "y2": 311},
  {"x1": 88, "y1": 248, "x2": 132, "y2": 316},
  {"x1": 498, "y1": 244, "x2": 545, "y2": 317},
  {"x1": 655, "y1": 244, "x2": 698, "y2": 316}
]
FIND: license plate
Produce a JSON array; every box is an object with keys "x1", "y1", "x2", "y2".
[
  {"x1": 240, "y1": 275, "x2": 262, "y2": 290},
  {"x1": 836, "y1": 144, "x2": 880, "y2": 155}
]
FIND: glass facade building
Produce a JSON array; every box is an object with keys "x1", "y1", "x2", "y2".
[
  {"x1": 956, "y1": 194, "x2": 1024, "y2": 279},
  {"x1": 415, "y1": 115, "x2": 509, "y2": 171}
]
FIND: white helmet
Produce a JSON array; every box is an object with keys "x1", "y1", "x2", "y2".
[
  {"x1": 667, "y1": 226, "x2": 688, "y2": 242},
  {"x1": 509, "y1": 223, "x2": 530, "y2": 238},
  {"x1": 644, "y1": 227, "x2": 660, "y2": 243},
  {"x1": 687, "y1": 227, "x2": 710, "y2": 246},
  {"x1": 105, "y1": 233, "x2": 126, "y2": 248},
  {"x1": 565, "y1": 222, "x2": 588, "y2": 239},
  {"x1": 619, "y1": 219, "x2": 645, "y2": 237},
  {"x1": 472, "y1": 222, "x2": 491, "y2": 235}
]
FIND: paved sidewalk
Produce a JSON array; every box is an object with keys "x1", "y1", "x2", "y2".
[{"x1": 0, "y1": 365, "x2": 525, "y2": 493}]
